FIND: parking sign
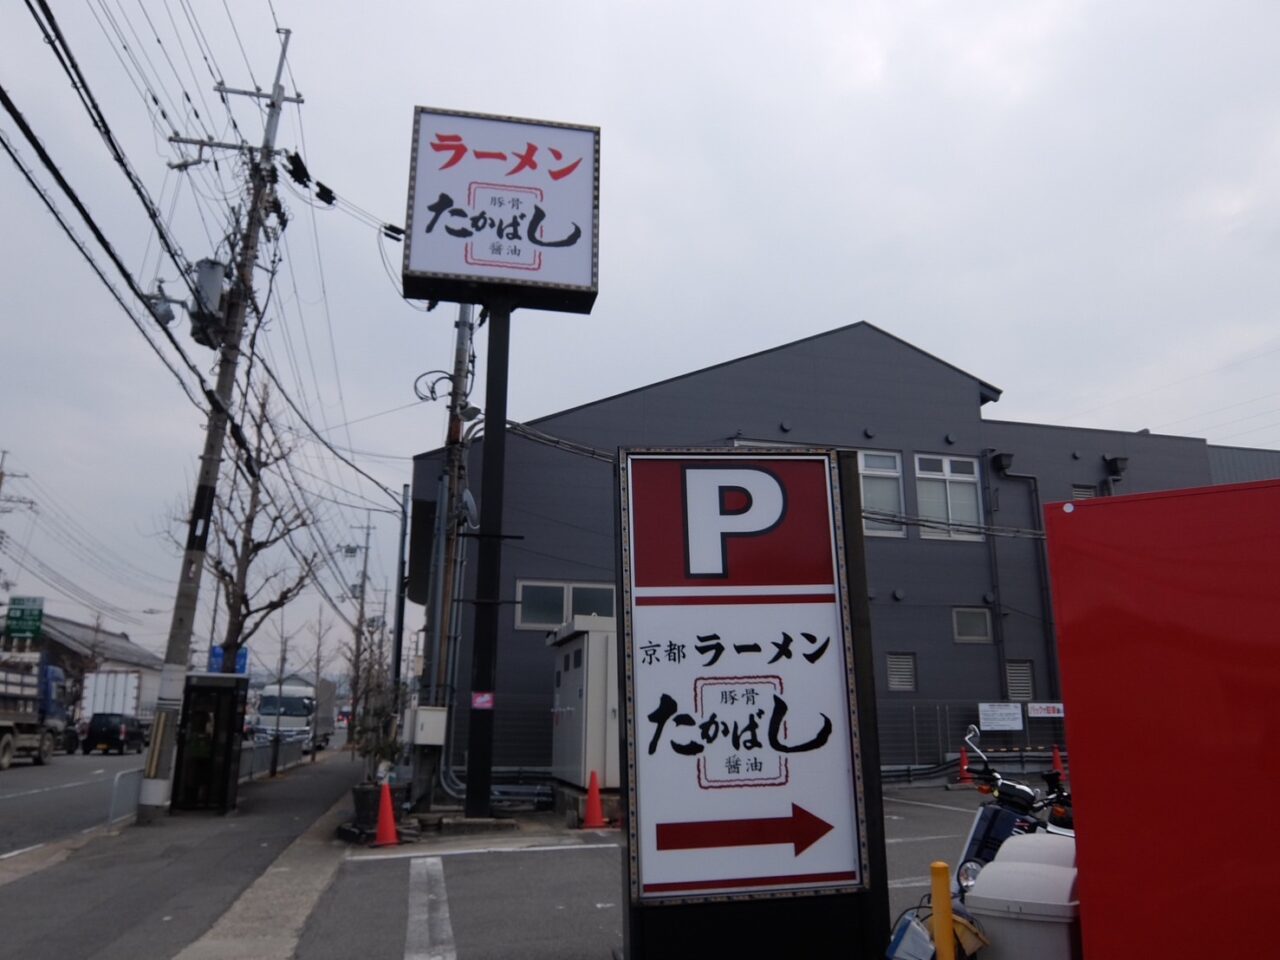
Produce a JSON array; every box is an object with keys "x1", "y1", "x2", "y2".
[{"x1": 619, "y1": 451, "x2": 869, "y2": 902}]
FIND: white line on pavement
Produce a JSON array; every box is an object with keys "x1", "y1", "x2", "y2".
[
  {"x1": 0, "y1": 843, "x2": 45, "y2": 861},
  {"x1": 884, "y1": 796, "x2": 977, "y2": 814},
  {"x1": 350, "y1": 841, "x2": 621, "y2": 863},
  {"x1": 406, "y1": 857, "x2": 456, "y2": 960},
  {"x1": 885, "y1": 834, "x2": 963, "y2": 844},
  {"x1": 888, "y1": 876, "x2": 932, "y2": 889}
]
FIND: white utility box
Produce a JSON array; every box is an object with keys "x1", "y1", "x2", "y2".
[
  {"x1": 547, "y1": 615, "x2": 618, "y2": 790},
  {"x1": 413, "y1": 706, "x2": 448, "y2": 746},
  {"x1": 965, "y1": 834, "x2": 1081, "y2": 960}
]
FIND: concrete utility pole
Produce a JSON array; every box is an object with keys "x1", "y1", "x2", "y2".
[
  {"x1": 270, "y1": 612, "x2": 288, "y2": 777},
  {"x1": 425, "y1": 304, "x2": 474, "y2": 704},
  {"x1": 347, "y1": 516, "x2": 372, "y2": 757},
  {"x1": 140, "y1": 30, "x2": 302, "y2": 821}
]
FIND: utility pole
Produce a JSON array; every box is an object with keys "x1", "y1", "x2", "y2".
[
  {"x1": 426, "y1": 305, "x2": 474, "y2": 704},
  {"x1": 140, "y1": 29, "x2": 302, "y2": 821},
  {"x1": 391, "y1": 483, "x2": 409, "y2": 707},
  {"x1": 346, "y1": 516, "x2": 372, "y2": 758},
  {"x1": 270, "y1": 612, "x2": 288, "y2": 777}
]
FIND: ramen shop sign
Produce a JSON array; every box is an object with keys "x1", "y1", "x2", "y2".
[{"x1": 402, "y1": 106, "x2": 599, "y2": 314}]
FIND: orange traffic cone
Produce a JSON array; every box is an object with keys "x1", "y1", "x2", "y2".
[
  {"x1": 1052, "y1": 744, "x2": 1067, "y2": 780},
  {"x1": 957, "y1": 746, "x2": 973, "y2": 785},
  {"x1": 582, "y1": 770, "x2": 606, "y2": 829},
  {"x1": 372, "y1": 781, "x2": 399, "y2": 847}
]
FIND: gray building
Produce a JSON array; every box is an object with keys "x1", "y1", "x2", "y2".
[{"x1": 412, "y1": 322, "x2": 1280, "y2": 768}]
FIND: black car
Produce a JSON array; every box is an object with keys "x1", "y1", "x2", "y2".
[{"x1": 84, "y1": 713, "x2": 146, "y2": 755}]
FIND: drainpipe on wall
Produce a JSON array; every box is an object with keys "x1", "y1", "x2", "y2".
[
  {"x1": 991, "y1": 456, "x2": 1060, "y2": 701},
  {"x1": 980, "y1": 453, "x2": 1010, "y2": 700}
]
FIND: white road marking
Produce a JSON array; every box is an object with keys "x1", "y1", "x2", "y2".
[
  {"x1": 0, "y1": 779, "x2": 94, "y2": 800},
  {"x1": 885, "y1": 834, "x2": 963, "y2": 844},
  {"x1": 884, "y1": 796, "x2": 977, "y2": 814},
  {"x1": 888, "y1": 876, "x2": 933, "y2": 889},
  {"x1": 350, "y1": 841, "x2": 621, "y2": 863},
  {"x1": 406, "y1": 856, "x2": 456, "y2": 960},
  {"x1": 0, "y1": 843, "x2": 45, "y2": 860}
]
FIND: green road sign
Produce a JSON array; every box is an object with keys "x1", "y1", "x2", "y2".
[{"x1": 5, "y1": 595, "x2": 44, "y2": 638}]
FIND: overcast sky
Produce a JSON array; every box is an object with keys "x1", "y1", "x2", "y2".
[{"x1": 2, "y1": 2, "x2": 1278, "y2": 669}]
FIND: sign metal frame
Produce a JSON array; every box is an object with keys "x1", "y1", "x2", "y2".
[{"x1": 618, "y1": 448, "x2": 870, "y2": 906}]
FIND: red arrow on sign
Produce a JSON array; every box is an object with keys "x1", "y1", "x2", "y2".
[{"x1": 656, "y1": 803, "x2": 834, "y2": 856}]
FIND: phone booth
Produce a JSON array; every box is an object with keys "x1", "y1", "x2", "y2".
[{"x1": 172, "y1": 672, "x2": 249, "y2": 813}]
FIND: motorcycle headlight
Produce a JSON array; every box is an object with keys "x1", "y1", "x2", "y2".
[{"x1": 957, "y1": 859, "x2": 984, "y2": 891}]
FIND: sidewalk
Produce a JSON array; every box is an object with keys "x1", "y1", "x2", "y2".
[{"x1": 1, "y1": 750, "x2": 365, "y2": 960}]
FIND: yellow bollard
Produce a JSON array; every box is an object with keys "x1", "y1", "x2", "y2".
[{"x1": 930, "y1": 861, "x2": 956, "y2": 960}]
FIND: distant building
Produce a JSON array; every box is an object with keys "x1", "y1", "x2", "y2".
[
  {"x1": 1, "y1": 611, "x2": 163, "y2": 723},
  {"x1": 412, "y1": 322, "x2": 1280, "y2": 768}
]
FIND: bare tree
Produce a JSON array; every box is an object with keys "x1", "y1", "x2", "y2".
[{"x1": 208, "y1": 380, "x2": 317, "y2": 673}]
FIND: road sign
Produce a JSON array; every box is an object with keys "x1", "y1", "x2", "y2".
[
  {"x1": 4, "y1": 595, "x2": 44, "y2": 638},
  {"x1": 620, "y1": 451, "x2": 869, "y2": 903},
  {"x1": 206, "y1": 646, "x2": 248, "y2": 674}
]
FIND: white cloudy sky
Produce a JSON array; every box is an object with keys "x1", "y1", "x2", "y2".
[{"x1": 2, "y1": 2, "x2": 1278, "y2": 666}]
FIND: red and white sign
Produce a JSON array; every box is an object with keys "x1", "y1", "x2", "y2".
[
  {"x1": 620, "y1": 451, "x2": 867, "y2": 901},
  {"x1": 471, "y1": 691, "x2": 495, "y2": 710},
  {"x1": 1027, "y1": 702, "x2": 1065, "y2": 719},
  {"x1": 403, "y1": 107, "x2": 599, "y2": 314}
]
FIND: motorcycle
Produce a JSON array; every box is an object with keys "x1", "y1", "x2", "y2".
[{"x1": 954, "y1": 724, "x2": 1073, "y2": 896}]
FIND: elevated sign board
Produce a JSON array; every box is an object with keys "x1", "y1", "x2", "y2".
[
  {"x1": 619, "y1": 451, "x2": 869, "y2": 903},
  {"x1": 5, "y1": 596, "x2": 44, "y2": 639},
  {"x1": 403, "y1": 106, "x2": 599, "y2": 314}
]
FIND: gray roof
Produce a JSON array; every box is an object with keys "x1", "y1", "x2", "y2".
[
  {"x1": 1207, "y1": 445, "x2": 1280, "y2": 485},
  {"x1": 1, "y1": 612, "x2": 163, "y2": 671}
]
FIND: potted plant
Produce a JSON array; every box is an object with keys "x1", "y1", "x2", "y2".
[{"x1": 350, "y1": 683, "x2": 409, "y2": 831}]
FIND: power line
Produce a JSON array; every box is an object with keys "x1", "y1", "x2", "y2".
[
  {"x1": 253, "y1": 351, "x2": 400, "y2": 506},
  {"x1": 0, "y1": 125, "x2": 205, "y2": 413}
]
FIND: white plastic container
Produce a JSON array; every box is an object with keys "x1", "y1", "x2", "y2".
[{"x1": 965, "y1": 834, "x2": 1081, "y2": 960}]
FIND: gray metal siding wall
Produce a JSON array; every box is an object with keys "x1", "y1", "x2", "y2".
[{"x1": 423, "y1": 325, "x2": 1276, "y2": 769}]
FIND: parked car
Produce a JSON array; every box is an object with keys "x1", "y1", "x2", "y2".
[{"x1": 83, "y1": 713, "x2": 146, "y2": 755}]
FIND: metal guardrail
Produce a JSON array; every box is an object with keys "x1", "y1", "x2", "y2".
[
  {"x1": 236, "y1": 738, "x2": 306, "y2": 783},
  {"x1": 106, "y1": 767, "x2": 143, "y2": 828}
]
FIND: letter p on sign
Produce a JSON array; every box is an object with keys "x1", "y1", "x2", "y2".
[{"x1": 684, "y1": 468, "x2": 786, "y2": 577}]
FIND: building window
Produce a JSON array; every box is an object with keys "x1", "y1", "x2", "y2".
[
  {"x1": 953, "y1": 608, "x2": 992, "y2": 643},
  {"x1": 1006, "y1": 660, "x2": 1034, "y2": 701},
  {"x1": 858, "y1": 451, "x2": 905, "y2": 536},
  {"x1": 916, "y1": 455, "x2": 983, "y2": 540},
  {"x1": 516, "y1": 581, "x2": 616, "y2": 630},
  {"x1": 886, "y1": 653, "x2": 916, "y2": 692}
]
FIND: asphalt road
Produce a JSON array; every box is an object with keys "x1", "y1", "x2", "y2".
[
  {"x1": 1, "y1": 750, "x2": 365, "y2": 960},
  {"x1": 0, "y1": 748, "x2": 144, "y2": 857},
  {"x1": 296, "y1": 783, "x2": 988, "y2": 959}
]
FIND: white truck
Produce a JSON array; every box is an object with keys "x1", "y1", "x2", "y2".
[
  {"x1": 252, "y1": 678, "x2": 336, "y2": 752},
  {"x1": 79, "y1": 669, "x2": 158, "y2": 738}
]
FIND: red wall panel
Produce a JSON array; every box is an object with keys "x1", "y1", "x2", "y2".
[{"x1": 1045, "y1": 479, "x2": 1280, "y2": 957}]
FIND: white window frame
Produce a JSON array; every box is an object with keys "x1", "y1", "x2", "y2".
[
  {"x1": 858, "y1": 450, "x2": 906, "y2": 538},
  {"x1": 952, "y1": 607, "x2": 992, "y2": 643},
  {"x1": 915, "y1": 454, "x2": 984, "y2": 541},
  {"x1": 886, "y1": 653, "x2": 917, "y2": 692},
  {"x1": 515, "y1": 580, "x2": 616, "y2": 631}
]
